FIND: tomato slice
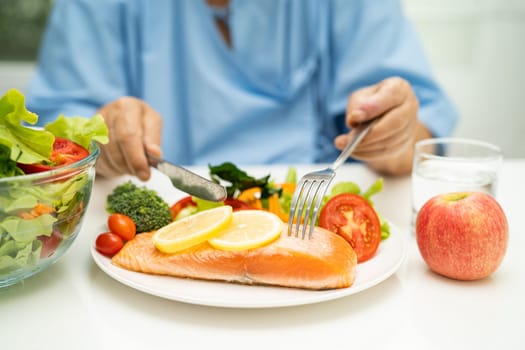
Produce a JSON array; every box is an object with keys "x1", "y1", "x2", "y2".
[
  {"x1": 319, "y1": 193, "x2": 381, "y2": 263},
  {"x1": 17, "y1": 137, "x2": 90, "y2": 174}
]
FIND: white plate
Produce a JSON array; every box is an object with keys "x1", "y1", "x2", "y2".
[{"x1": 91, "y1": 222, "x2": 407, "y2": 308}]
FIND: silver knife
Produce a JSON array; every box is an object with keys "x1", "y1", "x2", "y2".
[{"x1": 147, "y1": 153, "x2": 227, "y2": 202}]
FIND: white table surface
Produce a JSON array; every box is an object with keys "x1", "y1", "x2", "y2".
[{"x1": 1, "y1": 161, "x2": 524, "y2": 350}]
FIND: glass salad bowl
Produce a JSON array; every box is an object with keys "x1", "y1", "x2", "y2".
[{"x1": 0, "y1": 142, "x2": 99, "y2": 288}]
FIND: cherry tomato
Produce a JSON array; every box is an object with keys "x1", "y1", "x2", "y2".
[
  {"x1": 107, "y1": 213, "x2": 136, "y2": 241},
  {"x1": 170, "y1": 196, "x2": 197, "y2": 220},
  {"x1": 95, "y1": 232, "x2": 124, "y2": 256},
  {"x1": 224, "y1": 197, "x2": 253, "y2": 211},
  {"x1": 319, "y1": 193, "x2": 381, "y2": 263},
  {"x1": 17, "y1": 137, "x2": 90, "y2": 174}
]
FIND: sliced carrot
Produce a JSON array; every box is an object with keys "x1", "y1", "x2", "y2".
[
  {"x1": 33, "y1": 203, "x2": 55, "y2": 216},
  {"x1": 18, "y1": 203, "x2": 56, "y2": 219},
  {"x1": 268, "y1": 193, "x2": 289, "y2": 222},
  {"x1": 278, "y1": 182, "x2": 296, "y2": 195},
  {"x1": 237, "y1": 187, "x2": 263, "y2": 209}
]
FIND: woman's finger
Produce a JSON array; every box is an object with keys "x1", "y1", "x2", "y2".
[{"x1": 346, "y1": 77, "x2": 412, "y2": 126}]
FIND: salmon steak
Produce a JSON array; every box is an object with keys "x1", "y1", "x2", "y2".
[{"x1": 112, "y1": 226, "x2": 357, "y2": 290}]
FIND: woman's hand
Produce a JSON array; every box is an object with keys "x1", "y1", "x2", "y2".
[
  {"x1": 96, "y1": 97, "x2": 163, "y2": 181},
  {"x1": 334, "y1": 77, "x2": 432, "y2": 175}
]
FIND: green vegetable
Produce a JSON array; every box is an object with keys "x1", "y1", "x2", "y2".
[
  {"x1": 176, "y1": 204, "x2": 199, "y2": 220},
  {"x1": 0, "y1": 144, "x2": 24, "y2": 178},
  {"x1": 361, "y1": 178, "x2": 390, "y2": 239},
  {"x1": 45, "y1": 114, "x2": 109, "y2": 150},
  {"x1": 380, "y1": 218, "x2": 390, "y2": 240},
  {"x1": 209, "y1": 162, "x2": 280, "y2": 199},
  {"x1": 0, "y1": 89, "x2": 55, "y2": 166},
  {"x1": 106, "y1": 181, "x2": 172, "y2": 233},
  {"x1": 284, "y1": 166, "x2": 297, "y2": 184},
  {"x1": 361, "y1": 177, "x2": 384, "y2": 203},
  {"x1": 192, "y1": 197, "x2": 222, "y2": 212},
  {"x1": 0, "y1": 88, "x2": 109, "y2": 277},
  {"x1": 329, "y1": 181, "x2": 361, "y2": 197},
  {"x1": 278, "y1": 166, "x2": 297, "y2": 214}
]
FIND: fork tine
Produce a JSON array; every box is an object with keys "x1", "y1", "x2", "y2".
[
  {"x1": 300, "y1": 179, "x2": 325, "y2": 239},
  {"x1": 287, "y1": 179, "x2": 308, "y2": 236},
  {"x1": 304, "y1": 180, "x2": 331, "y2": 239},
  {"x1": 288, "y1": 173, "x2": 334, "y2": 239},
  {"x1": 293, "y1": 180, "x2": 315, "y2": 237}
]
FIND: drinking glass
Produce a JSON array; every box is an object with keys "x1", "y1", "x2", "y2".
[{"x1": 411, "y1": 138, "x2": 503, "y2": 233}]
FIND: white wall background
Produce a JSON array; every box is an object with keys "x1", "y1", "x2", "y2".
[
  {"x1": 1, "y1": 0, "x2": 524, "y2": 157},
  {"x1": 403, "y1": 0, "x2": 525, "y2": 158}
]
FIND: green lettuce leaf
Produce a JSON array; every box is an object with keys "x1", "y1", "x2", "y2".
[
  {"x1": 192, "y1": 196, "x2": 222, "y2": 212},
  {"x1": 329, "y1": 181, "x2": 361, "y2": 197},
  {"x1": 362, "y1": 177, "x2": 384, "y2": 203},
  {"x1": 284, "y1": 166, "x2": 297, "y2": 184},
  {"x1": 0, "y1": 144, "x2": 24, "y2": 178},
  {"x1": 0, "y1": 194, "x2": 38, "y2": 213},
  {"x1": 45, "y1": 114, "x2": 109, "y2": 149},
  {"x1": 0, "y1": 214, "x2": 56, "y2": 242},
  {"x1": 0, "y1": 89, "x2": 55, "y2": 164},
  {"x1": 0, "y1": 240, "x2": 42, "y2": 274}
]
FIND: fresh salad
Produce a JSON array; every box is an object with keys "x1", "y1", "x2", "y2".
[
  {"x1": 170, "y1": 162, "x2": 390, "y2": 263},
  {"x1": 0, "y1": 89, "x2": 109, "y2": 276}
]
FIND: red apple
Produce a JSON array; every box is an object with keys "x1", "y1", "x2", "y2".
[{"x1": 415, "y1": 191, "x2": 508, "y2": 280}]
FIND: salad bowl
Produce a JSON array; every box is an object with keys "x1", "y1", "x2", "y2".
[
  {"x1": 0, "y1": 141, "x2": 100, "y2": 288},
  {"x1": 0, "y1": 88, "x2": 108, "y2": 288}
]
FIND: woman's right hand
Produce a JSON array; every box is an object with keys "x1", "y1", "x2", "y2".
[{"x1": 96, "y1": 96, "x2": 163, "y2": 181}]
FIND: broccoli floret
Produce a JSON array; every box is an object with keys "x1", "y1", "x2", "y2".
[{"x1": 106, "y1": 181, "x2": 172, "y2": 233}]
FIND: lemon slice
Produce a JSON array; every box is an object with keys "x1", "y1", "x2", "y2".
[
  {"x1": 208, "y1": 210, "x2": 283, "y2": 251},
  {"x1": 152, "y1": 205, "x2": 233, "y2": 253}
]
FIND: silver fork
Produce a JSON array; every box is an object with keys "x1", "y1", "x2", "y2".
[{"x1": 287, "y1": 117, "x2": 379, "y2": 239}]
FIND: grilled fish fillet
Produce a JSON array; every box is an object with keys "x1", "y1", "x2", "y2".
[{"x1": 112, "y1": 226, "x2": 357, "y2": 290}]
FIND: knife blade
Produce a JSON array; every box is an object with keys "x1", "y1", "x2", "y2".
[{"x1": 147, "y1": 153, "x2": 227, "y2": 202}]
